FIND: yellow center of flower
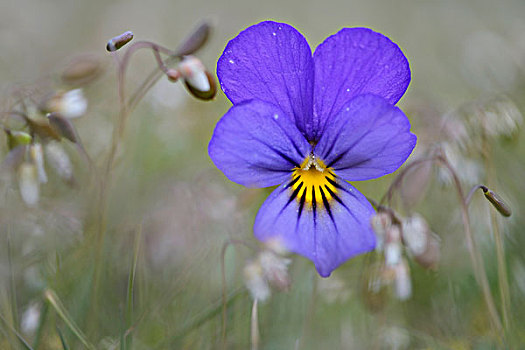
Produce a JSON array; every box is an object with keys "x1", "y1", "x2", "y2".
[{"x1": 289, "y1": 154, "x2": 338, "y2": 207}]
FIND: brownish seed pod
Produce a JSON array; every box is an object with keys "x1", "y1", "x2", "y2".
[
  {"x1": 48, "y1": 113, "x2": 81, "y2": 144},
  {"x1": 106, "y1": 31, "x2": 134, "y2": 52},
  {"x1": 175, "y1": 21, "x2": 211, "y2": 56},
  {"x1": 184, "y1": 71, "x2": 217, "y2": 101},
  {"x1": 481, "y1": 186, "x2": 512, "y2": 217},
  {"x1": 61, "y1": 55, "x2": 103, "y2": 85}
]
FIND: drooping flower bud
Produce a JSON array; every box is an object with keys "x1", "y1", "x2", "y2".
[
  {"x1": 0, "y1": 145, "x2": 27, "y2": 174},
  {"x1": 175, "y1": 21, "x2": 211, "y2": 56},
  {"x1": 21, "y1": 302, "x2": 41, "y2": 335},
  {"x1": 371, "y1": 211, "x2": 392, "y2": 251},
  {"x1": 106, "y1": 31, "x2": 134, "y2": 52},
  {"x1": 401, "y1": 214, "x2": 428, "y2": 256},
  {"x1": 61, "y1": 54, "x2": 103, "y2": 86},
  {"x1": 45, "y1": 142, "x2": 73, "y2": 182},
  {"x1": 178, "y1": 56, "x2": 216, "y2": 100},
  {"x1": 18, "y1": 162, "x2": 39, "y2": 207},
  {"x1": 393, "y1": 259, "x2": 412, "y2": 301},
  {"x1": 243, "y1": 260, "x2": 271, "y2": 302},
  {"x1": 481, "y1": 186, "x2": 512, "y2": 217},
  {"x1": 413, "y1": 233, "x2": 440, "y2": 270},
  {"x1": 48, "y1": 113, "x2": 81, "y2": 144},
  {"x1": 29, "y1": 143, "x2": 47, "y2": 183},
  {"x1": 402, "y1": 214, "x2": 440, "y2": 269},
  {"x1": 258, "y1": 250, "x2": 291, "y2": 292},
  {"x1": 42, "y1": 89, "x2": 87, "y2": 119}
]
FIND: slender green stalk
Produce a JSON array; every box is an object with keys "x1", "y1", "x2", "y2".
[
  {"x1": 44, "y1": 290, "x2": 95, "y2": 350},
  {"x1": 155, "y1": 288, "x2": 244, "y2": 349},
  {"x1": 56, "y1": 327, "x2": 70, "y2": 350},
  {"x1": 123, "y1": 223, "x2": 143, "y2": 349},
  {"x1": 7, "y1": 226, "x2": 19, "y2": 339},
  {"x1": 483, "y1": 138, "x2": 511, "y2": 331},
  {"x1": 250, "y1": 299, "x2": 259, "y2": 350},
  {"x1": 31, "y1": 301, "x2": 48, "y2": 349},
  {"x1": 220, "y1": 239, "x2": 256, "y2": 350},
  {"x1": 0, "y1": 313, "x2": 33, "y2": 350},
  {"x1": 437, "y1": 155, "x2": 503, "y2": 337},
  {"x1": 296, "y1": 273, "x2": 318, "y2": 349}
]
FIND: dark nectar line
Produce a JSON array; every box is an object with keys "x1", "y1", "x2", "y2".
[
  {"x1": 297, "y1": 187, "x2": 307, "y2": 220},
  {"x1": 284, "y1": 174, "x2": 301, "y2": 189},
  {"x1": 311, "y1": 185, "x2": 317, "y2": 225}
]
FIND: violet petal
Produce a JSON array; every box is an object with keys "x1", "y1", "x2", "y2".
[
  {"x1": 217, "y1": 21, "x2": 315, "y2": 139},
  {"x1": 315, "y1": 94, "x2": 416, "y2": 181},
  {"x1": 254, "y1": 176, "x2": 376, "y2": 277},
  {"x1": 313, "y1": 28, "x2": 410, "y2": 138},
  {"x1": 209, "y1": 99, "x2": 310, "y2": 188}
]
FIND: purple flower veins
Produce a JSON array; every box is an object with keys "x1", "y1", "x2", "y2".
[{"x1": 209, "y1": 21, "x2": 416, "y2": 277}]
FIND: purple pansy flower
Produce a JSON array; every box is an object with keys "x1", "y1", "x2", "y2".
[{"x1": 209, "y1": 21, "x2": 416, "y2": 277}]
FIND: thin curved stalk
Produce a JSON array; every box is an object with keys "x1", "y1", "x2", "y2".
[{"x1": 437, "y1": 155, "x2": 503, "y2": 336}]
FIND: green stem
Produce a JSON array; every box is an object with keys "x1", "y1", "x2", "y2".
[
  {"x1": 45, "y1": 290, "x2": 95, "y2": 350},
  {"x1": 123, "y1": 223, "x2": 142, "y2": 349},
  {"x1": 437, "y1": 155, "x2": 503, "y2": 337}
]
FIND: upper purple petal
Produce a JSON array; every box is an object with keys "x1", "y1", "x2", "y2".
[
  {"x1": 313, "y1": 28, "x2": 410, "y2": 139},
  {"x1": 315, "y1": 94, "x2": 416, "y2": 181},
  {"x1": 217, "y1": 21, "x2": 316, "y2": 139},
  {"x1": 254, "y1": 176, "x2": 376, "y2": 277},
  {"x1": 208, "y1": 100, "x2": 310, "y2": 188}
]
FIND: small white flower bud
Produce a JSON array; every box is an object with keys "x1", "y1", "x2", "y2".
[
  {"x1": 18, "y1": 162, "x2": 39, "y2": 207},
  {"x1": 45, "y1": 89, "x2": 87, "y2": 119},
  {"x1": 178, "y1": 56, "x2": 210, "y2": 92},
  {"x1": 21, "y1": 302, "x2": 41, "y2": 335},
  {"x1": 371, "y1": 212, "x2": 392, "y2": 251},
  {"x1": 394, "y1": 259, "x2": 412, "y2": 301},
  {"x1": 414, "y1": 233, "x2": 440, "y2": 270},
  {"x1": 384, "y1": 242, "x2": 402, "y2": 267},
  {"x1": 243, "y1": 261, "x2": 271, "y2": 302},
  {"x1": 45, "y1": 142, "x2": 73, "y2": 181},
  {"x1": 385, "y1": 224, "x2": 401, "y2": 243},
  {"x1": 401, "y1": 214, "x2": 429, "y2": 256},
  {"x1": 30, "y1": 143, "x2": 47, "y2": 184},
  {"x1": 60, "y1": 89, "x2": 87, "y2": 118},
  {"x1": 402, "y1": 214, "x2": 441, "y2": 269},
  {"x1": 258, "y1": 251, "x2": 291, "y2": 292}
]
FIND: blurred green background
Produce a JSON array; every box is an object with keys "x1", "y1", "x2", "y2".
[{"x1": 1, "y1": 0, "x2": 524, "y2": 348}]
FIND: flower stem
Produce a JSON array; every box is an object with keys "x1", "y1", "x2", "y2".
[
  {"x1": 220, "y1": 239, "x2": 255, "y2": 350},
  {"x1": 250, "y1": 299, "x2": 260, "y2": 350},
  {"x1": 437, "y1": 154, "x2": 503, "y2": 337},
  {"x1": 379, "y1": 156, "x2": 437, "y2": 207},
  {"x1": 482, "y1": 137, "x2": 511, "y2": 331},
  {"x1": 88, "y1": 40, "x2": 179, "y2": 334}
]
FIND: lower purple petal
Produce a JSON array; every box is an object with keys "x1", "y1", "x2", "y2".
[{"x1": 254, "y1": 175, "x2": 376, "y2": 277}]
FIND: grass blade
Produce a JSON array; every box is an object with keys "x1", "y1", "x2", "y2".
[
  {"x1": 44, "y1": 289, "x2": 95, "y2": 350},
  {"x1": 0, "y1": 312, "x2": 34, "y2": 350}
]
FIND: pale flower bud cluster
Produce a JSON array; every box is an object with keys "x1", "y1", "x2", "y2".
[
  {"x1": 436, "y1": 95, "x2": 522, "y2": 187},
  {"x1": 371, "y1": 210, "x2": 440, "y2": 301},
  {"x1": 2, "y1": 88, "x2": 87, "y2": 206},
  {"x1": 243, "y1": 249, "x2": 291, "y2": 302}
]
